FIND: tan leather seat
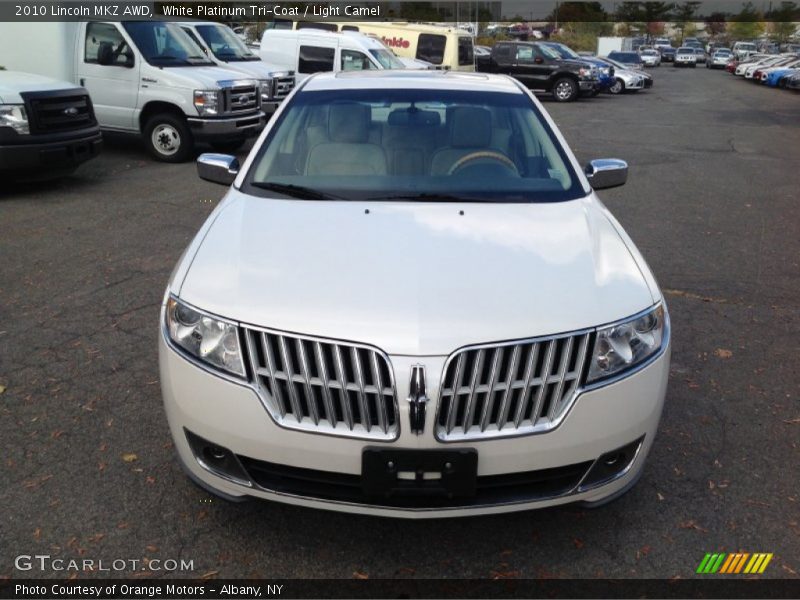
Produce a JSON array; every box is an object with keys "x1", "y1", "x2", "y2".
[
  {"x1": 430, "y1": 107, "x2": 507, "y2": 175},
  {"x1": 305, "y1": 103, "x2": 387, "y2": 176}
]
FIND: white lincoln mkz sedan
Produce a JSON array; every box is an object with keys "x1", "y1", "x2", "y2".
[{"x1": 160, "y1": 71, "x2": 670, "y2": 518}]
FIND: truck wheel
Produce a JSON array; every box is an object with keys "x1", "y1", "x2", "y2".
[
  {"x1": 144, "y1": 114, "x2": 193, "y2": 163},
  {"x1": 609, "y1": 79, "x2": 625, "y2": 95},
  {"x1": 210, "y1": 140, "x2": 246, "y2": 154},
  {"x1": 552, "y1": 77, "x2": 578, "y2": 102}
]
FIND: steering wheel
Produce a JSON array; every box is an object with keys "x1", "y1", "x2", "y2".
[{"x1": 448, "y1": 151, "x2": 519, "y2": 176}]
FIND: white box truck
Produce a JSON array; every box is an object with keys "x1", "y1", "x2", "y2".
[
  {"x1": 175, "y1": 21, "x2": 295, "y2": 114},
  {"x1": 0, "y1": 21, "x2": 266, "y2": 161},
  {"x1": 597, "y1": 37, "x2": 634, "y2": 56},
  {"x1": 0, "y1": 69, "x2": 102, "y2": 179}
]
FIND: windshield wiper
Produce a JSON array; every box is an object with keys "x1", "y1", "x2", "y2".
[
  {"x1": 366, "y1": 192, "x2": 489, "y2": 203},
  {"x1": 250, "y1": 182, "x2": 343, "y2": 200}
]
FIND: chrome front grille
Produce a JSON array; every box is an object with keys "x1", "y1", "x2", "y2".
[
  {"x1": 272, "y1": 76, "x2": 294, "y2": 99},
  {"x1": 224, "y1": 85, "x2": 259, "y2": 114},
  {"x1": 436, "y1": 332, "x2": 592, "y2": 441},
  {"x1": 244, "y1": 328, "x2": 398, "y2": 440}
]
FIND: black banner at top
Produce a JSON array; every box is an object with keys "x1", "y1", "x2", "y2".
[{"x1": 0, "y1": 1, "x2": 797, "y2": 22}]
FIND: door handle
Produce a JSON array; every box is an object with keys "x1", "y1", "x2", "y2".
[{"x1": 79, "y1": 78, "x2": 85, "y2": 86}]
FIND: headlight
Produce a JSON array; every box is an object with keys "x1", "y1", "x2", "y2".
[
  {"x1": 0, "y1": 104, "x2": 30, "y2": 135},
  {"x1": 579, "y1": 67, "x2": 592, "y2": 78},
  {"x1": 165, "y1": 297, "x2": 245, "y2": 377},
  {"x1": 587, "y1": 305, "x2": 667, "y2": 383},
  {"x1": 193, "y1": 90, "x2": 220, "y2": 116},
  {"x1": 259, "y1": 79, "x2": 272, "y2": 100}
]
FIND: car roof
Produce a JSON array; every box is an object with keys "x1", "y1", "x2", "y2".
[{"x1": 301, "y1": 70, "x2": 525, "y2": 94}]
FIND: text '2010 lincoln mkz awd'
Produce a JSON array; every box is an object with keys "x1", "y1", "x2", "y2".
[{"x1": 160, "y1": 71, "x2": 670, "y2": 518}]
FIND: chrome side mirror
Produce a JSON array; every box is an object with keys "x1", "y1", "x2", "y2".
[
  {"x1": 197, "y1": 153, "x2": 239, "y2": 186},
  {"x1": 585, "y1": 158, "x2": 628, "y2": 190}
]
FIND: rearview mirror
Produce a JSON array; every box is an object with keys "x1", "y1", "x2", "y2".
[
  {"x1": 197, "y1": 153, "x2": 239, "y2": 186},
  {"x1": 585, "y1": 159, "x2": 628, "y2": 190}
]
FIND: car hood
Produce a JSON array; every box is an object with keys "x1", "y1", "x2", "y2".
[
  {"x1": 178, "y1": 191, "x2": 656, "y2": 356},
  {"x1": 0, "y1": 71, "x2": 78, "y2": 102},
  {"x1": 157, "y1": 65, "x2": 257, "y2": 89}
]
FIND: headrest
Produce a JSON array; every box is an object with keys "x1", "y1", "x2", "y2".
[
  {"x1": 387, "y1": 109, "x2": 441, "y2": 127},
  {"x1": 328, "y1": 103, "x2": 370, "y2": 143},
  {"x1": 450, "y1": 107, "x2": 492, "y2": 148},
  {"x1": 97, "y1": 42, "x2": 114, "y2": 65}
]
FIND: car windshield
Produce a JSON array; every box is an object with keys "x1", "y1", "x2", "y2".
[
  {"x1": 678, "y1": 47, "x2": 694, "y2": 53},
  {"x1": 195, "y1": 24, "x2": 259, "y2": 61},
  {"x1": 243, "y1": 88, "x2": 585, "y2": 203},
  {"x1": 547, "y1": 43, "x2": 580, "y2": 59},
  {"x1": 641, "y1": 50, "x2": 657, "y2": 56},
  {"x1": 739, "y1": 43, "x2": 757, "y2": 50},
  {"x1": 369, "y1": 48, "x2": 405, "y2": 69},
  {"x1": 123, "y1": 22, "x2": 214, "y2": 66},
  {"x1": 537, "y1": 44, "x2": 563, "y2": 60},
  {"x1": 601, "y1": 57, "x2": 626, "y2": 70},
  {"x1": 613, "y1": 52, "x2": 641, "y2": 62}
]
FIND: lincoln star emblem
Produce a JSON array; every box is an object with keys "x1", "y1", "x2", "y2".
[
  {"x1": 408, "y1": 365, "x2": 429, "y2": 435},
  {"x1": 63, "y1": 107, "x2": 79, "y2": 116}
]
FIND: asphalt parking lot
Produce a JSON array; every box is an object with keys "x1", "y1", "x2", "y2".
[{"x1": 1, "y1": 67, "x2": 799, "y2": 581}]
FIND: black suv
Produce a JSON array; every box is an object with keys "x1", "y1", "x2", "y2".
[{"x1": 477, "y1": 41, "x2": 599, "y2": 102}]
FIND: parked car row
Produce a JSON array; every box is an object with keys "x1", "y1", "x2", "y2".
[
  {"x1": 725, "y1": 52, "x2": 800, "y2": 90},
  {"x1": 477, "y1": 41, "x2": 653, "y2": 102}
]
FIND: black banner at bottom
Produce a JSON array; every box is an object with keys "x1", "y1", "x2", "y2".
[{"x1": 2, "y1": 578, "x2": 800, "y2": 599}]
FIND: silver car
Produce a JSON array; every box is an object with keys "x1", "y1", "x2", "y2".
[
  {"x1": 639, "y1": 49, "x2": 661, "y2": 67},
  {"x1": 707, "y1": 49, "x2": 733, "y2": 69},
  {"x1": 674, "y1": 47, "x2": 698, "y2": 68}
]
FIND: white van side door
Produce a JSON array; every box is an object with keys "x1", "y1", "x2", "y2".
[
  {"x1": 76, "y1": 22, "x2": 140, "y2": 130},
  {"x1": 295, "y1": 38, "x2": 337, "y2": 81}
]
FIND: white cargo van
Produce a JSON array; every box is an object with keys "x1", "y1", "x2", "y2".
[
  {"x1": 0, "y1": 69, "x2": 102, "y2": 179},
  {"x1": 271, "y1": 20, "x2": 475, "y2": 72},
  {"x1": 0, "y1": 22, "x2": 266, "y2": 162},
  {"x1": 259, "y1": 30, "x2": 405, "y2": 82},
  {"x1": 175, "y1": 21, "x2": 295, "y2": 114}
]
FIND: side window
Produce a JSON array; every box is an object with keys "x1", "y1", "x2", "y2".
[
  {"x1": 341, "y1": 49, "x2": 375, "y2": 71},
  {"x1": 515, "y1": 45, "x2": 534, "y2": 62},
  {"x1": 84, "y1": 23, "x2": 131, "y2": 66},
  {"x1": 458, "y1": 37, "x2": 474, "y2": 66},
  {"x1": 494, "y1": 44, "x2": 512, "y2": 59},
  {"x1": 341, "y1": 25, "x2": 359, "y2": 32},
  {"x1": 298, "y1": 45, "x2": 335, "y2": 74},
  {"x1": 416, "y1": 34, "x2": 446, "y2": 65}
]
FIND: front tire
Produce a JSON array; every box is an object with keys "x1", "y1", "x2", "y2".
[
  {"x1": 552, "y1": 77, "x2": 579, "y2": 102},
  {"x1": 143, "y1": 113, "x2": 193, "y2": 163},
  {"x1": 609, "y1": 78, "x2": 625, "y2": 95}
]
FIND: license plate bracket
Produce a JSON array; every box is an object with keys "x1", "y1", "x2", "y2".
[{"x1": 361, "y1": 447, "x2": 478, "y2": 499}]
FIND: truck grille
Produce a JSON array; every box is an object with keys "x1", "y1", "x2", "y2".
[
  {"x1": 243, "y1": 328, "x2": 398, "y2": 440},
  {"x1": 223, "y1": 84, "x2": 259, "y2": 114},
  {"x1": 271, "y1": 76, "x2": 294, "y2": 100},
  {"x1": 22, "y1": 91, "x2": 95, "y2": 135},
  {"x1": 436, "y1": 332, "x2": 592, "y2": 441}
]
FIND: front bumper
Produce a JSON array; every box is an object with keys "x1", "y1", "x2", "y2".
[
  {"x1": 187, "y1": 113, "x2": 266, "y2": 143},
  {"x1": 160, "y1": 326, "x2": 670, "y2": 518},
  {"x1": 0, "y1": 128, "x2": 102, "y2": 175},
  {"x1": 578, "y1": 80, "x2": 597, "y2": 92}
]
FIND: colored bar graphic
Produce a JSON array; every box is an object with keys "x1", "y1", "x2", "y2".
[
  {"x1": 696, "y1": 554, "x2": 713, "y2": 574},
  {"x1": 710, "y1": 553, "x2": 726, "y2": 573},
  {"x1": 719, "y1": 554, "x2": 736, "y2": 574},
  {"x1": 698, "y1": 552, "x2": 773, "y2": 575}
]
